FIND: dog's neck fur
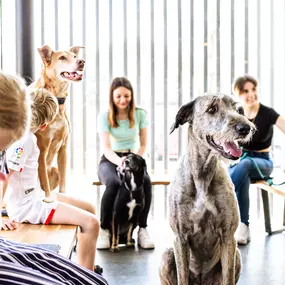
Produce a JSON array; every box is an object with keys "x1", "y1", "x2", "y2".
[
  {"x1": 185, "y1": 129, "x2": 218, "y2": 193},
  {"x1": 124, "y1": 169, "x2": 144, "y2": 191},
  {"x1": 31, "y1": 68, "x2": 70, "y2": 114},
  {"x1": 34, "y1": 67, "x2": 69, "y2": 99}
]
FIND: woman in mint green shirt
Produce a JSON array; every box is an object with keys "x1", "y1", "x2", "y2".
[{"x1": 97, "y1": 77, "x2": 154, "y2": 250}]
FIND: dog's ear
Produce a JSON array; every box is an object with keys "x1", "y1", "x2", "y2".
[
  {"x1": 69, "y1": 46, "x2": 85, "y2": 56},
  {"x1": 169, "y1": 100, "x2": 195, "y2": 134},
  {"x1": 38, "y1": 45, "x2": 53, "y2": 63}
]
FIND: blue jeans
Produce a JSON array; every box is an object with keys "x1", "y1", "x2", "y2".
[{"x1": 229, "y1": 151, "x2": 273, "y2": 226}]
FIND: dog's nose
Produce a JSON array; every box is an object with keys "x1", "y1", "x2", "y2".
[
  {"x1": 77, "y1": 59, "x2": 85, "y2": 65},
  {"x1": 235, "y1": 123, "x2": 250, "y2": 136}
]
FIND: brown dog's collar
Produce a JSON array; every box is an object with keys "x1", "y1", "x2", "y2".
[{"x1": 57, "y1": 97, "x2": 66, "y2": 105}]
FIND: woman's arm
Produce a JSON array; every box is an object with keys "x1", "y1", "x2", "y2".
[
  {"x1": 136, "y1": 127, "x2": 148, "y2": 157},
  {"x1": 101, "y1": 132, "x2": 125, "y2": 166},
  {"x1": 275, "y1": 115, "x2": 285, "y2": 134}
]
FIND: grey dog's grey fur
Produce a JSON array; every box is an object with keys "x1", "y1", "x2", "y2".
[{"x1": 159, "y1": 94, "x2": 255, "y2": 285}]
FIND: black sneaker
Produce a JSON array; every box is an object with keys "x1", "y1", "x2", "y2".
[{"x1": 94, "y1": 265, "x2": 103, "y2": 275}]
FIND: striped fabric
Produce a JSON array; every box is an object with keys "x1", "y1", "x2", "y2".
[{"x1": 0, "y1": 237, "x2": 108, "y2": 285}]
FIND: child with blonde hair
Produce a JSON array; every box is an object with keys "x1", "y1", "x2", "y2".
[
  {"x1": 0, "y1": 72, "x2": 30, "y2": 175},
  {"x1": 0, "y1": 71, "x2": 107, "y2": 284},
  {"x1": 4, "y1": 88, "x2": 102, "y2": 273}
]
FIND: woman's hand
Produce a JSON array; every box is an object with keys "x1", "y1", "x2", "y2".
[
  {"x1": 2, "y1": 218, "x2": 17, "y2": 231},
  {"x1": 120, "y1": 156, "x2": 127, "y2": 167}
]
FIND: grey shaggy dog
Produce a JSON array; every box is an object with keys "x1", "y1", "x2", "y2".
[{"x1": 159, "y1": 94, "x2": 255, "y2": 285}]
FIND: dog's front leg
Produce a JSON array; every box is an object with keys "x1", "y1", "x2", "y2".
[
  {"x1": 111, "y1": 214, "x2": 120, "y2": 252},
  {"x1": 57, "y1": 143, "x2": 67, "y2": 193},
  {"x1": 173, "y1": 236, "x2": 190, "y2": 285},
  {"x1": 38, "y1": 150, "x2": 51, "y2": 197},
  {"x1": 126, "y1": 223, "x2": 135, "y2": 248},
  {"x1": 220, "y1": 238, "x2": 237, "y2": 285}
]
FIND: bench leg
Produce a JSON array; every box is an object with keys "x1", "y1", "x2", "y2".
[{"x1": 261, "y1": 189, "x2": 272, "y2": 234}]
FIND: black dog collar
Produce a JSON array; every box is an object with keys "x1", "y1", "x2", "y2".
[{"x1": 57, "y1": 97, "x2": 66, "y2": 105}]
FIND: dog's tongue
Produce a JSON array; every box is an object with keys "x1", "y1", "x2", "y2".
[
  {"x1": 222, "y1": 142, "x2": 242, "y2": 157},
  {"x1": 62, "y1": 72, "x2": 82, "y2": 80}
]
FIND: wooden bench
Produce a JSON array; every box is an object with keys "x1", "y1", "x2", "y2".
[
  {"x1": 93, "y1": 174, "x2": 171, "y2": 218},
  {"x1": 93, "y1": 172, "x2": 285, "y2": 234},
  {"x1": 92, "y1": 174, "x2": 171, "y2": 186},
  {"x1": 0, "y1": 218, "x2": 78, "y2": 259},
  {"x1": 251, "y1": 175, "x2": 285, "y2": 235}
]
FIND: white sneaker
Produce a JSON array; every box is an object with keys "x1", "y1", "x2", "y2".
[
  {"x1": 97, "y1": 228, "x2": 110, "y2": 249},
  {"x1": 235, "y1": 223, "x2": 251, "y2": 245},
  {"x1": 138, "y1": 228, "x2": 155, "y2": 249}
]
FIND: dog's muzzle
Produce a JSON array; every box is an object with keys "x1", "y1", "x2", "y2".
[{"x1": 206, "y1": 122, "x2": 252, "y2": 160}]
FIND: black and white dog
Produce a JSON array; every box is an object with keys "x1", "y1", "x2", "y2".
[{"x1": 111, "y1": 153, "x2": 146, "y2": 252}]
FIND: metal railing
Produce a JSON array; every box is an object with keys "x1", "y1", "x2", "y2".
[{"x1": 1, "y1": 0, "x2": 285, "y2": 177}]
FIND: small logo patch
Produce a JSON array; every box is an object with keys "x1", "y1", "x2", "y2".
[
  {"x1": 25, "y1": 188, "x2": 34, "y2": 195},
  {"x1": 15, "y1": 147, "x2": 24, "y2": 157}
]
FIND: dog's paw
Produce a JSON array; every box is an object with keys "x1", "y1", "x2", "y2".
[{"x1": 110, "y1": 246, "x2": 119, "y2": 252}]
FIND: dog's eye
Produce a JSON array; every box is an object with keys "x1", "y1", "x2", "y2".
[
  {"x1": 59, "y1": 56, "x2": 66, "y2": 60},
  {"x1": 74, "y1": 55, "x2": 77, "y2": 58},
  {"x1": 237, "y1": 106, "x2": 244, "y2": 115},
  {"x1": 207, "y1": 104, "x2": 218, "y2": 114}
]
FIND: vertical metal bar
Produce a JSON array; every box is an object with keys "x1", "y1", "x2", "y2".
[
  {"x1": 178, "y1": 0, "x2": 182, "y2": 158},
  {"x1": 69, "y1": 0, "x2": 74, "y2": 169},
  {"x1": 270, "y1": 0, "x2": 274, "y2": 107},
  {"x1": 15, "y1": 0, "x2": 34, "y2": 85},
  {"x1": 244, "y1": 0, "x2": 248, "y2": 73},
  {"x1": 54, "y1": 0, "x2": 59, "y2": 50},
  {"x1": 204, "y1": 0, "x2": 208, "y2": 93},
  {"x1": 163, "y1": 0, "x2": 168, "y2": 172},
  {"x1": 109, "y1": 0, "x2": 113, "y2": 82},
  {"x1": 216, "y1": 0, "x2": 220, "y2": 92},
  {"x1": 41, "y1": 0, "x2": 45, "y2": 45},
  {"x1": 96, "y1": 0, "x2": 100, "y2": 167},
  {"x1": 136, "y1": 0, "x2": 141, "y2": 105},
  {"x1": 123, "y1": 0, "x2": 127, "y2": 77},
  {"x1": 231, "y1": 0, "x2": 235, "y2": 84},
  {"x1": 82, "y1": 0, "x2": 87, "y2": 173},
  {"x1": 257, "y1": 0, "x2": 260, "y2": 81},
  {"x1": 150, "y1": 0, "x2": 155, "y2": 172},
  {"x1": 190, "y1": 0, "x2": 194, "y2": 101}
]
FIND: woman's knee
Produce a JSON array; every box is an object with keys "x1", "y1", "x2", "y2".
[
  {"x1": 83, "y1": 215, "x2": 100, "y2": 236},
  {"x1": 230, "y1": 159, "x2": 252, "y2": 178}
]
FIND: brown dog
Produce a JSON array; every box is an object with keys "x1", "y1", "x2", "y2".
[{"x1": 29, "y1": 45, "x2": 85, "y2": 197}]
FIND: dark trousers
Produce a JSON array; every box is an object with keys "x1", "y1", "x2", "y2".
[{"x1": 98, "y1": 152, "x2": 152, "y2": 230}]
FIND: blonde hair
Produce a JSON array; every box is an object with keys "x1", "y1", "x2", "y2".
[
  {"x1": 0, "y1": 71, "x2": 31, "y2": 142},
  {"x1": 30, "y1": 88, "x2": 58, "y2": 130}
]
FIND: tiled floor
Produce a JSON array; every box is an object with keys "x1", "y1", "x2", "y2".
[{"x1": 69, "y1": 176, "x2": 285, "y2": 285}]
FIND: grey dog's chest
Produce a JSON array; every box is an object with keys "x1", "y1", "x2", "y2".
[{"x1": 173, "y1": 175, "x2": 236, "y2": 241}]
